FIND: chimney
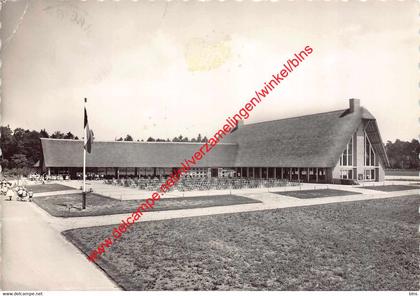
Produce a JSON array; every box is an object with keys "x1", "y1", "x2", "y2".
[{"x1": 349, "y1": 98, "x2": 360, "y2": 113}]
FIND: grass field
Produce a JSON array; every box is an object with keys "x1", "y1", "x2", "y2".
[
  {"x1": 27, "y1": 183, "x2": 75, "y2": 193},
  {"x1": 385, "y1": 169, "x2": 419, "y2": 176},
  {"x1": 63, "y1": 195, "x2": 419, "y2": 290},
  {"x1": 387, "y1": 178, "x2": 420, "y2": 182},
  {"x1": 273, "y1": 188, "x2": 361, "y2": 199},
  {"x1": 362, "y1": 185, "x2": 419, "y2": 192},
  {"x1": 34, "y1": 193, "x2": 261, "y2": 217}
]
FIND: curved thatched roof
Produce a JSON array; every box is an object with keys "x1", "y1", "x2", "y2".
[
  {"x1": 40, "y1": 102, "x2": 389, "y2": 169},
  {"x1": 226, "y1": 106, "x2": 388, "y2": 168}
]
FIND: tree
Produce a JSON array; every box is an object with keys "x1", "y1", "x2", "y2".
[
  {"x1": 11, "y1": 153, "x2": 29, "y2": 168},
  {"x1": 124, "y1": 134, "x2": 133, "y2": 141},
  {"x1": 116, "y1": 137, "x2": 123, "y2": 141},
  {"x1": 147, "y1": 137, "x2": 156, "y2": 142},
  {"x1": 1, "y1": 159, "x2": 10, "y2": 169},
  {"x1": 64, "y1": 132, "x2": 76, "y2": 139},
  {"x1": 385, "y1": 139, "x2": 420, "y2": 169},
  {"x1": 197, "y1": 133, "x2": 202, "y2": 142},
  {"x1": 202, "y1": 136, "x2": 208, "y2": 143},
  {"x1": 22, "y1": 130, "x2": 42, "y2": 164},
  {"x1": 0, "y1": 126, "x2": 80, "y2": 174},
  {"x1": 39, "y1": 129, "x2": 49, "y2": 138},
  {"x1": 173, "y1": 135, "x2": 185, "y2": 142},
  {"x1": 13, "y1": 128, "x2": 27, "y2": 154},
  {"x1": 51, "y1": 131, "x2": 65, "y2": 139},
  {"x1": 0, "y1": 125, "x2": 16, "y2": 160}
]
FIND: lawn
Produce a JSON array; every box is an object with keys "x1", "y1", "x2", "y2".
[
  {"x1": 273, "y1": 188, "x2": 360, "y2": 199},
  {"x1": 63, "y1": 195, "x2": 420, "y2": 290},
  {"x1": 34, "y1": 193, "x2": 261, "y2": 217},
  {"x1": 26, "y1": 183, "x2": 76, "y2": 193},
  {"x1": 387, "y1": 179, "x2": 420, "y2": 182},
  {"x1": 362, "y1": 185, "x2": 419, "y2": 192},
  {"x1": 385, "y1": 169, "x2": 419, "y2": 176}
]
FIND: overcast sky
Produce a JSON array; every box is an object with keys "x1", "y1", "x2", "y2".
[{"x1": 1, "y1": 0, "x2": 417, "y2": 142}]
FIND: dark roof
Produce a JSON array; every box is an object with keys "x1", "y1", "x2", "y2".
[
  {"x1": 225, "y1": 106, "x2": 389, "y2": 168},
  {"x1": 40, "y1": 104, "x2": 389, "y2": 168},
  {"x1": 41, "y1": 139, "x2": 238, "y2": 168}
]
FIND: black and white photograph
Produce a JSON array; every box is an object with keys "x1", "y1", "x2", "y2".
[{"x1": 0, "y1": 0, "x2": 419, "y2": 293}]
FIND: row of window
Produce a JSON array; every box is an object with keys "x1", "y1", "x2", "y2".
[
  {"x1": 340, "y1": 169, "x2": 376, "y2": 180},
  {"x1": 339, "y1": 132, "x2": 376, "y2": 167}
]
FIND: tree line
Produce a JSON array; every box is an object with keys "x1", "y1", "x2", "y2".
[
  {"x1": 115, "y1": 134, "x2": 208, "y2": 143},
  {"x1": 1, "y1": 125, "x2": 419, "y2": 174},
  {"x1": 0, "y1": 125, "x2": 209, "y2": 174},
  {"x1": 0, "y1": 126, "x2": 80, "y2": 174},
  {"x1": 384, "y1": 139, "x2": 420, "y2": 170}
]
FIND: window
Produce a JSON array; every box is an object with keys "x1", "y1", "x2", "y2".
[
  {"x1": 365, "y1": 133, "x2": 376, "y2": 166},
  {"x1": 340, "y1": 169, "x2": 353, "y2": 180},
  {"x1": 339, "y1": 137, "x2": 353, "y2": 166},
  {"x1": 365, "y1": 169, "x2": 375, "y2": 180},
  {"x1": 348, "y1": 138, "x2": 353, "y2": 166}
]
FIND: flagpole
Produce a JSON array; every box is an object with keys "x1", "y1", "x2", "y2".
[{"x1": 82, "y1": 98, "x2": 87, "y2": 209}]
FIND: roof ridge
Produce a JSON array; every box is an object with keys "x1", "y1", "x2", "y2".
[
  {"x1": 41, "y1": 138, "x2": 237, "y2": 145},
  {"x1": 242, "y1": 108, "x2": 348, "y2": 128}
]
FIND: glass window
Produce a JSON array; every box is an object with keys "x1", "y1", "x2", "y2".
[
  {"x1": 343, "y1": 152, "x2": 347, "y2": 166},
  {"x1": 371, "y1": 150, "x2": 375, "y2": 166},
  {"x1": 365, "y1": 169, "x2": 372, "y2": 180},
  {"x1": 339, "y1": 138, "x2": 353, "y2": 166},
  {"x1": 365, "y1": 139, "x2": 370, "y2": 166},
  {"x1": 340, "y1": 169, "x2": 353, "y2": 180},
  {"x1": 364, "y1": 132, "x2": 376, "y2": 166},
  {"x1": 348, "y1": 138, "x2": 353, "y2": 166}
]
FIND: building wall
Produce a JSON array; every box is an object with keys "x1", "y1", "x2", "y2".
[
  {"x1": 355, "y1": 123, "x2": 365, "y2": 180},
  {"x1": 377, "y1": 164, "x2": 385, "y2": 182},
  {"x1": 332, "y1": 122, "x2": 385, "y2": 182},
  {"x1": 331, "y1": 162, "x2": 341, "y2": 180}
]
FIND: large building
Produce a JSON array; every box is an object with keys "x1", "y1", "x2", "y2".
[{"x1": 39, "y1": 99, "x2": 389, "y2": 183}]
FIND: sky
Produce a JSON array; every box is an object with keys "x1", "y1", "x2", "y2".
[{"x1": 1, "y1": 0, "x2": 418, "y2": 142}]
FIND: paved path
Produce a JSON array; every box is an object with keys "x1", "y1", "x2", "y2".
[
  {"x1": 1, "y1": 199, "x2": 120, "y2": 291},
  {"x1": 36, "y1": 187, "x2": 419, "y2": 232},
  {"x1": 3, "y1": 181, "x2": 418, "y2": 290},
  {"x1": 35, "y1": 190, "x2": 81, "y2": 197}
]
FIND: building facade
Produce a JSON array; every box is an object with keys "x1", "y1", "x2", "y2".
[{"x1": 39, "y1": 99, "x2": 389, "y2": 183}]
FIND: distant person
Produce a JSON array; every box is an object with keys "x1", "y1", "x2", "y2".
[
  {"x1": 21, "y1": 188, "x2": 28, "y2": 201},
  {"x1": 28, "y1": 190, "x2": 33, "y2": 202},
  {"x1": 6, "y1": 188, "x2": 14, "y2": 201}
]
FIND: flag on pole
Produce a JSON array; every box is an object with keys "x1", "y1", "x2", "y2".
[{"x1": 84, "y1": 99, "x2": 94, "y2": 153}]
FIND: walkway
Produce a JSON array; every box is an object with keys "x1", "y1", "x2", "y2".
[
  {"x1": 3, "y1": 180, "x2": 418, "y2": 290},
  {"x1": 1, "y1": 199, "x2": 120, "y2": 290},
  {"x1": 34, "y1": 186, "x2": 419, "y2": 232}
]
